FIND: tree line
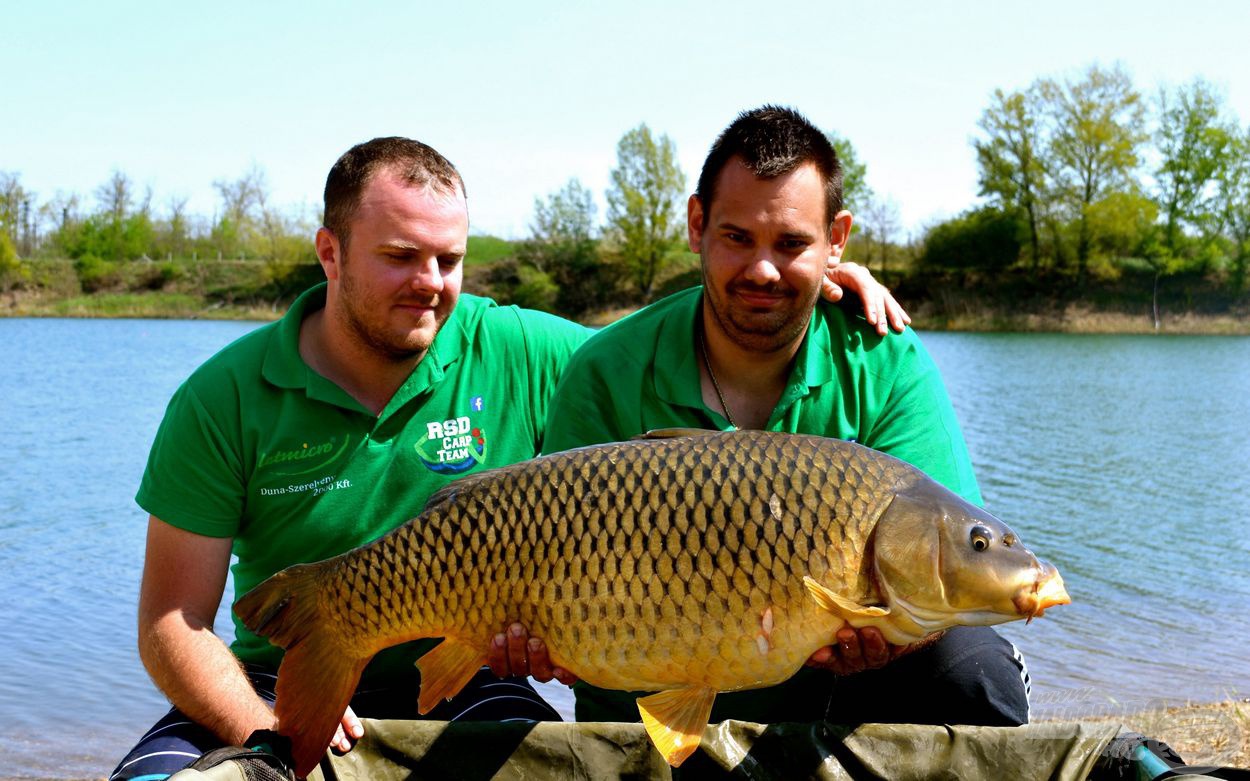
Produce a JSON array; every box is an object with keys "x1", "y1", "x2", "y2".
[
  {"x1": 0, "y1": 164, "x2": 317, "y2": 296},
  {"x1": 930, "y1": 64, "x2": 1250, "y2": 312},
  {"x1": 4, "y1": 62, "x2": 1248, "y2": 322},
  {"x1": 471, "y1": 64, "x2": 1250, "y2": 321}
]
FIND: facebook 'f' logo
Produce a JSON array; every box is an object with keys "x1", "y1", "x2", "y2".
[{"x1": 470, "y1": 396, "x2": 484, "y2": 411}]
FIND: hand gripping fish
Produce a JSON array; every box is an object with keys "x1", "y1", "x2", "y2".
[{"x1": 235, "y1": 429, "x2": 1070, "y2": 775}]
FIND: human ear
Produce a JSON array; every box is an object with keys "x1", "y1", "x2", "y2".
[
  {"x1": 828, "y1": 210, "x2": 854, "y2": 259},
  {"x1": 687, "y1": 195, "x2": 705, "y2": 253},
  {"x1": 315, "y1": 227, "x2": 341, "y2": 281}
]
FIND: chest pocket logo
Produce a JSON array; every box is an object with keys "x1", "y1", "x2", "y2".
[{"x1": 415, "y1": 416, "x2": 487, "y2": 474}]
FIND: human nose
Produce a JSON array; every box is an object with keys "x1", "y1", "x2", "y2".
[
  {"x1": 743, "y1": 254, "x2": 782, "y2": 286},
  {"x1": 409, "y1": 255, "x2": 444, "y2": 294}
]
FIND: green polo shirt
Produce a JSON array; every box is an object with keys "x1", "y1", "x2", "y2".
[
  {"x1": 137, "y1": 283, "x2": 589, "y2": 682},
  {"x1": 541, "y1": 285, "x2": 980, "y2": 723}
]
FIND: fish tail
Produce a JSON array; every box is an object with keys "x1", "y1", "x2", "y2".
[{"x1": 234, "y1": 561, "x2": 371, "y2": 778}]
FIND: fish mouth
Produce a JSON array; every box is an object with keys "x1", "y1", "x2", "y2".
[{"x1": 1012, "y1": 562, "x2": 1071, "y2": 623}]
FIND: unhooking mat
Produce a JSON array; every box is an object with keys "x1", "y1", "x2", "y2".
[{"x1": 170, "y1": 719, "x2": 1127, "y2": 780}]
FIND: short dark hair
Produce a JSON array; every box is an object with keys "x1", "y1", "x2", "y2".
[
  {"x1": 323, "y1": 137, "x2": 465, "y2": 246},
  {"x1": 695, "y1": 105, "x2": 843, "y2": 228}
]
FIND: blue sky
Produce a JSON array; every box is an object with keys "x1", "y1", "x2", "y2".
[{"x1": 4, "y1": 0, "x2": 1249, "y2": 239}]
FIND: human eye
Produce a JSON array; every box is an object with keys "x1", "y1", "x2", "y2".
[
  {"x1": 438, "y1": 254, "x2": 464, "y2": 270},
  {"x1": 380, "y1": 247, "x2": 414, "y2": 263}
]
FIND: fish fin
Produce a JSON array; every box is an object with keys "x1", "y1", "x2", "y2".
[
  {"x1": 803, "y1": 576, "x2": 891, "y2": 620},
  {"x1": 636, "y1": 686, "x2": 716, "y2": 767},
  {"x1": 634, "y1": 427, "x2": 717, "y2": 440},
  {"x1": 235, "y1": 562, "x2": 370, "y2": 779},
  {"x1": 416, "y1": 638, "x2": 488, "y2": 714}
]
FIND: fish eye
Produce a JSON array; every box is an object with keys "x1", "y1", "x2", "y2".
[{"x1": 970, "y1": 525, "x2": 993, "y2": 552}]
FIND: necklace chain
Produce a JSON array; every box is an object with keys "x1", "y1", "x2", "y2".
[{"x1": 698, "y1": 322, "x2": 739, "y2": 430}]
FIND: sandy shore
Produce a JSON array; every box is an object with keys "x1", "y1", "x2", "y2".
[{"x1": 1043, "y1": 697, "x2": 1250, "y2": 769}]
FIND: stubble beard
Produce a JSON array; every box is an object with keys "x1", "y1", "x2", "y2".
[
  {"x1": 338, "y1": 265, "x2": 447, "y2": 363},
  {"x1": 702, "y1": 264, "x2": 820, "y2": 355}
]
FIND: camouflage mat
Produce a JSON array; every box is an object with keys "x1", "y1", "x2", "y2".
[{"x1": 171, "y1": 718, "x2": 1122, "y2": 780}]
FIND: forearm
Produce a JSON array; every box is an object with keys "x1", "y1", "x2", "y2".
[{"x1": 140, "y1": 612, "x2": 276, "y2": 746}]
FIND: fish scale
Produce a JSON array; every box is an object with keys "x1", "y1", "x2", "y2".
[{"x1": 236, "y1": 429, "x2": 1069, "y2": 775}]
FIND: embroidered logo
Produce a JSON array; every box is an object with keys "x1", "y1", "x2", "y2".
[{"x1": 415, "y1": 416, "x2": 487, "y2": 474}]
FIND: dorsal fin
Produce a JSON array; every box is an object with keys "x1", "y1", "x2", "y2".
[
  {"x1": 421, "y1": 460, "x2": 527, "y2": 512},
  {"x1": 632, "y1": 427, "x2": 718, "y2": 441}
]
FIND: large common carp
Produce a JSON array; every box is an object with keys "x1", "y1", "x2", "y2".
[{"x1": 235, "y1": 429, "x2": 1069, "y2": 775}]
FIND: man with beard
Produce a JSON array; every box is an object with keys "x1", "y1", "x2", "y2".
[
  {"x1": 541, "y1": 106, "x2": 1032, "y2": 728},
  {"x1": 111, "y1": 135, "x2": 903, "y2": 779},
  {"x1": 110, "y1": 138, "x2": 589, "y2": 780}
]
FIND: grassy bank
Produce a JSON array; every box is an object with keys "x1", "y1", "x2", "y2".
[
  {"x1": 9, "y1": 287, "x2": 1249, "y2": 334},
  {"x1": 908, "y1": 301, "x2": 1250, "y2": 335},
  {"x1": 3, "y1": 289, "x2": 281, "y2": 320},
  {"x1": 4, "y1": 248, "x2": 1249, "y2": 334}
]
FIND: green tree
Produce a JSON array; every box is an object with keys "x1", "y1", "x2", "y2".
[
  {"x1": 825, "y1": 130, "x2": 870, "y2": 213},
  {"x1": 40, "y1": 191, "x2": 82, "y2": 257},
  {"x1": 975, "y1": 85, "x2": 1048, "y2": 270},
  {"x1": 533, "y1": 177, "x2": 597, "y2": 245},
  {"x1": 917, "y1": 207, "x2": 1024, "y2": 279},
  {"x1": 156, "y1": 195, "x2": 192, "y2": 258},
  {"x1": 212, "y1": 164, "x2": 268, "y2": 258},
  {"x1": 0, "y1": 172, "x2": 31, "y2": 253},
  {"x1": 95, "y1": 169, "x2": 133, "y2": 225},
  {"x1": 0, "y1": 230, "x2": 23, "y2": 290},
  {"x1": 518, "y1": 178, "x2": 612, "y2": 316},
  {"x1": 1041, "y1": 64, "x2": 1146, "y2": 281},
  {"x1": 1220, "y1": 127, "x2": 1250, "y2": 291},
  {"x1": 1153, "y1": 79, "x2": 1236, "y2": 266},
  {"x1": 605, "y1": 124, "x2": 686, "y2": 301},
  {"x1": 858, "y1": 194, "x2": 901, "y2": 281},
  {"x1": 86, "y1": 169, "x2": 156, "y2": 261},
  {"x1": 1086, "y1": 191, "x2": 1157, "y2": 265}
]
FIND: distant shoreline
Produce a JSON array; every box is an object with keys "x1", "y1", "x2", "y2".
[{"x1": 4, "y1": 289, "x2": 1248, "y2": 335}]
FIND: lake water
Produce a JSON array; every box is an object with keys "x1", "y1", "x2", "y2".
[{"x1": 0, "y1": 319, "x2": 1247, "y2": 778}]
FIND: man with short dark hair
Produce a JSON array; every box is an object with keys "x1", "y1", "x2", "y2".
[
  {"x1": 543, "y1": 106, "x2": 1032, "y2": 727},
  {"x1": 111, "y1": 134, "x2": 905, "y2": 779}
]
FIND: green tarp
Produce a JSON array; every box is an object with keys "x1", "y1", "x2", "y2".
[{"x1": 170, "y1": 719, "x2": 1123, "y2": 780}]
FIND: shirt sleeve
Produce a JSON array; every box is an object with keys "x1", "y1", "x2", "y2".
[
  {"x1": 540, "y1": 342, "x2": 634, "y2": 454},
  {"x1": 135, "y1": 379, "x2": 245, "y2": 537},
  {"x1": 865, "y1": 334, "x2": 984, "y2": 506}
]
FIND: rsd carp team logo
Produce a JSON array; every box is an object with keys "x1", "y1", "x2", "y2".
[{"x1": 416, "y1": 415, "x2": 487, "y2": 474}]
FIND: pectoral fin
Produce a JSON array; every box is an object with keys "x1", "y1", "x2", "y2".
[
  {"x1": 415, "y1": 638, "x2": 488, "y2": 715},
  {"x1": 803, "y1": 576, "x2": 891, "y2": 621},
  {"x1": 637, "y1": 686, "x2": 716, "y2": 767}
]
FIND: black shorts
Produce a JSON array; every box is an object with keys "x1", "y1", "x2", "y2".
[{"x1": 109, "y1": 665, "x2": 560, "y2": 780}]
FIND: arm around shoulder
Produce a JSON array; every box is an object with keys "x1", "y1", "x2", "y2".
[{"x1": 137, "y1": 516, "x2": 275, "y2": 745}]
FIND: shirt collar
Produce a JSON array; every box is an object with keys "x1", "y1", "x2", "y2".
[
  {"x1": 261, "y1": 283, "x2": 326, "y2": 391},
  {"x1": 653, "y1": 288, "x2": 835, "y2": 413},
  {"x1": 260, "y1": 282, "x2": 471, "y2": 418}
]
